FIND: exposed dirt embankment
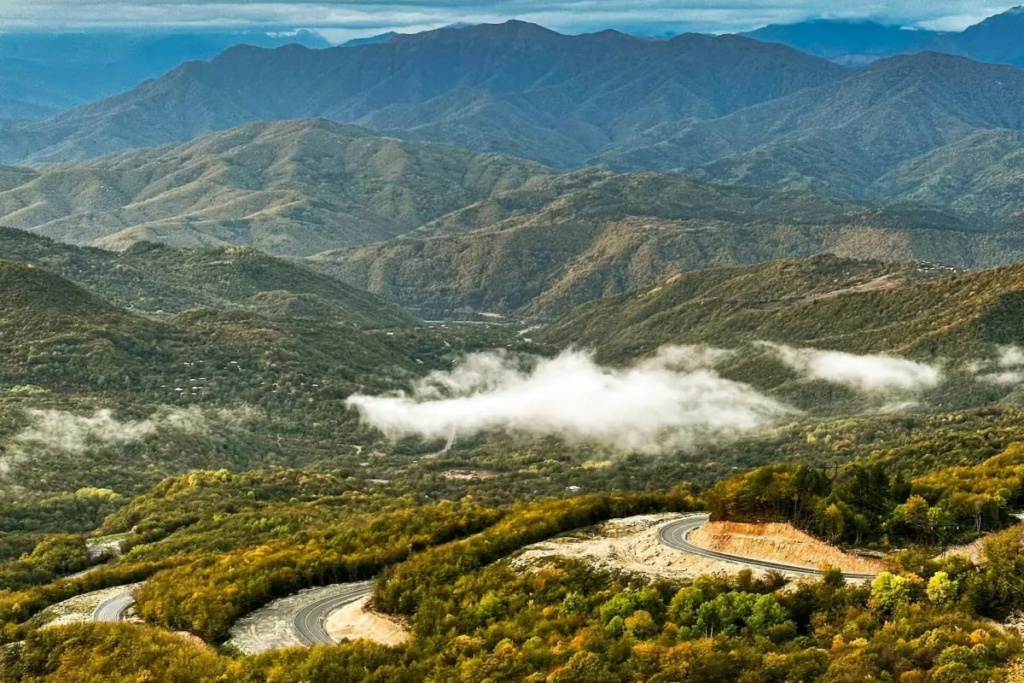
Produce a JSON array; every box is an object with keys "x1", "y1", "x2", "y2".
[
  {"x1": 514, "y1": 514, "x2": 737, "y2": 580},
  {"x1": 936, "y1": 538, "x2": 985, "y2": 564},
  {"x1": 325, "y1": 597, "x2": 410, "y2": 647},
  {"x1": 689, "y1": 522, "x2": 885, "y2": 575}
]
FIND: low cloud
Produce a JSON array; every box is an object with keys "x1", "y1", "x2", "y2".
[
  {"x1": 759, "y1": 342, "x2": 942, "y2": 392},
  {"x1": 347, "y1": 346, "x2": 790, "y2": 454},
  {"x1": 972, "y1": 345, "x2": 1024, "y2": 385},
  {"x1": 8, "y1": 405, "x2": 255, "y2": 458}
]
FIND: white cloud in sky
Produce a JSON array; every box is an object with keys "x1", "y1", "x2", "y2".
[{"x1": 0, "y1": 1, "x2": 1017, "y2": 37}]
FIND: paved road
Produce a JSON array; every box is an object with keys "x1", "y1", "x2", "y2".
[
  {"x1": 92, "y1": 594, "x2": 135, "y2": 622},
  {"x1": 292, "y1": 581, "x2": 374, "y2": 646},
  {"x1": 658, "y1": 515, "x2": 877, "y2": 582}
]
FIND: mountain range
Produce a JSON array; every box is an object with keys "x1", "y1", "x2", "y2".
[
  {"x1": 0, "y1": 22, "x2": 847, "y2": 165},
  {"x1": 3, "y1": 113, "x2": 1024, "y2": 320},
  {"x1": 743, "y1": 7, "x2": 1024, "y2": 67},
  {"x1": 0, "y1": 119, "x2": 547, "y2": 256},
  {"x1": 313, "y1": 168, "x2": 1007, "y2": 318},
  {"x1": 0, "y1": 20, "x2": 1023, "y2": 326},
  {"x1": 606, "y1": 51, "x2": 1024, "y2": 217},
  {"x1": 1, "y1": 21, "x2": 1024, "y2": 227},
  {"x1": 0, "y1": 30, "x2": 329, "y2": 119}
]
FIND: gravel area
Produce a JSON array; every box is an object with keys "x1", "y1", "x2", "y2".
[{"x1": 39, "y1": 583, "x2": 141, "y2": 628}]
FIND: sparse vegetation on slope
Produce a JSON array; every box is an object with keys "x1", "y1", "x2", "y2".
[
  {"x1": 0, "y1": 120, "x2": 549, "y2": 256},
  {"x1": 316, "y1": 172, "x2": 983, "y2": 318}
]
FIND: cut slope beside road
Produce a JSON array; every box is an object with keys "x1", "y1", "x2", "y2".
[
  {"x1": 514, "y1": 514, "x2": 881, "y2": 583},
  {"x1": 659, "y1": 516, "x2": 881, "y2": 581}
]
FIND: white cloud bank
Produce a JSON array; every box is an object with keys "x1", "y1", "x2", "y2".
[
  {"x1": 347, "y1": 346, "x2": 790, "y2": 454},
  {"x1": 759, "y1": 343, "x2": 942, "y2": 392},
  {"x1": 348, "y1": 343, "x2": 956, "y2": 453},
  {"x1": 8, "y1": 405, "x2": 255, "y2": 457},
  {"x1": 971, "y1": 345, "x2": 1024, "y2": 386}
]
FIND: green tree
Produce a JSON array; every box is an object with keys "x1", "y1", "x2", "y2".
[{"x1": 927, "y1": 571, "x2": 959, "y2": 606}]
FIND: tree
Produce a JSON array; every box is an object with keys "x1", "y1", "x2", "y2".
[
  {"x1": 625, "y1": 610, "x2": 657, "y2": 639},
  {"x1": 927, "y1": 572, "x2": 959, "y2": 606},
  {"x1": 870, "y1": 572, "x2": 921, "y2": 614}
]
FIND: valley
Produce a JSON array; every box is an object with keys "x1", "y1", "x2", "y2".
[{"x1": 6, "y1": 9, "x2": 1024, "y2": 683}]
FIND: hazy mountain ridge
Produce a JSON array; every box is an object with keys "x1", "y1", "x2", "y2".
[
  {"x1": 0, "y1": 22, "x2": 848, "y2": 165},
  {"x1": 743, "y1": 6, "x2": 1024, "y2": 67},
  {"x1": 744, "y1": 20, "x2": 941, "y2": 66},
  {"x1": 0, "y1": 119, "x2": 549, "y2": 256},
  {"x1": 0, "y1": 30, "x2": 329, "y2": 118}
]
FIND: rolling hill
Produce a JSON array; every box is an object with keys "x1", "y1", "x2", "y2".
[
  {"x1": 0, "y1": 227, "x2": 412, "y2": 327},
  {"x1": 0, "y1": 119, "x2": 549, "y2": 256},
  {"x1": 312, "y1": 170, "x2": 997, "y2": 318},
  {"x1": 0, "y1": 22, "x2": 848, "y2": 165},
  {"x1": 538, "y1": 254, "x2": 1024, "y2": 362}
]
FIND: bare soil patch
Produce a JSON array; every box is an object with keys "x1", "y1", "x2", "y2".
[
  {"x1": 441, "y1": 469, "x2": 496, "y2": 481},
  {"x1": 689, "y1": 522, "x2": 885, "y2": 575},
  {"x1": 936, "y1": 538, "x2": 986, "y2": 564},
  {"x1": 324, "y1": 597, "x2": 411, "y2": 647},
  {"x1": 227, "y1": 585, "x2": 334, "y2": 654}
]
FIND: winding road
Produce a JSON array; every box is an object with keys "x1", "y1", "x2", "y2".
[
  {"x1": 87, "y1": 580, "x2": 373, "y2": 651},
  {"x1": 92, "y1": 594, "x2": 135, "y2": 622},
  {"x1": 658, "y1": 515, "x2": 877, "y2": 582},
  {"x1": 291, "y1": 581, "x2": 374, "y2": 646}
]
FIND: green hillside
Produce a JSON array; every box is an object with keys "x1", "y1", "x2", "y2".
[
  {"x1": 0, "y1": 228, "x2": 412, "y2": 326},
  {"x1": 539, "y1": 254, "x2": 1024, "y2": 360},
  {"x1": 0, "y1": 258, "x2": 523, "y2": 502}
]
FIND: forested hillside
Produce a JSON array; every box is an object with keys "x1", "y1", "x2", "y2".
[
  {"x1": 539, "y1": 254, "x2": 1024, "y2": 359},
  {"x1": 0, "y1": 228, "x2": 414, "y2": 323},
  {"x1": 317, "y1": 172, "x2": 998, "y2": 318}
]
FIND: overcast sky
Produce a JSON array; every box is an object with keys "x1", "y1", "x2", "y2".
[{"x1": 0, "y1": 1, "x2": 1018, "y2": 41}]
